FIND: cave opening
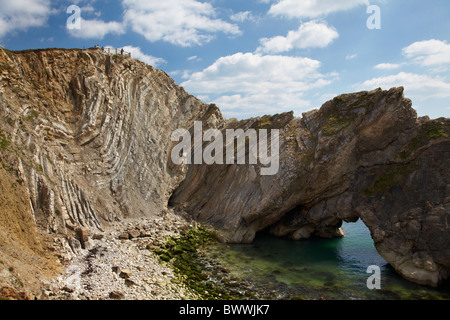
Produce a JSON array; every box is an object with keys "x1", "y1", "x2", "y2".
[
  {"x1": 252, "y1": 217, "x2": 389, "y2": 271},
  {"x1": 201, "y1": 217, "x2": 449, "y2": 300}
]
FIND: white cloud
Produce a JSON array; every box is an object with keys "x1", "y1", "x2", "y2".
[
  {"x1": 0, "y1": 0, "x2": 52, "y2": 38},
  {"x1": 0, "y1": 19, "x2": 9, "y2": 38},
  {"x1": 212, "y1": 93, "x2": 312, "y2": 118},
  {"x1": 80, "y1": 4, "x2": 102, "y2": 17},
  {"x1": 374, "y1": 63, "x2": 402, "y2": 70},
  {"x1": 346, "y1": 54, "x2": 358, "y2": 60},
  {"x1": 268, "y1": 0, "x2": 369, "y2": 19},
  {"x1": 118, "y1": 45, "x2": 166, "y2": 67},
  {"x1": 257, "y1": 20, "x2": 338, "y2": 53},
  {"x1": 122, "y1": 0, "x2": 241, "y2": 47},
  {"x1": 182, "y1": 52, "x2": 336, "y2": 118},
  {"x1": 320, "y1": 93, "x2": 338, "y2": 102},
  {"x1": 68, "y1": 18, "x2": 125, "y2": 39},
  {"x1": 356, "y1": 72, "x2": 450, "y2": 100},
  {"x1": 402, "y1": 39, "x2": 450, "y2": 67},
  {"x1": 360, "y1": 39, "x2": 450, "y2": 118},
  {"x1": 187, "y1": 55, "x2": 202, "y2": 62},
  {"x1": 230, "y1": 11, "x2": 255, "y2": 23}
]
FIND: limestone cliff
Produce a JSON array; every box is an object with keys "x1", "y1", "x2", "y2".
[
  {"x1": 0, "y1": 47, "x2": 219, "y2": 234},
  {"x1": 170, "y1": 88, "x2": 450, "y2": 287},
  {"x1": 0, "y1": 47, "x2": 220, "y2": 296},
  {"x1": 0, "y1": 47, "x2": 449, "y2": 289}
]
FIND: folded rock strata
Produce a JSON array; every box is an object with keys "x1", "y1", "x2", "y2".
[
  {"x1": 0, "y1": 47, "x2": 220, "y2": 233},
  {"x1": 0, "y1": 47, "x2": 449, "y2": 288}
]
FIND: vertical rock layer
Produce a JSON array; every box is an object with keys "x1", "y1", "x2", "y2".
[{"x1": 0, "y1": 47, "x2": 219, "y2": 236}]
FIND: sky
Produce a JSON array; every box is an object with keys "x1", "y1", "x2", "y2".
[{"x1": 0, "y1": 0, "x2": 449, "y2": 119}]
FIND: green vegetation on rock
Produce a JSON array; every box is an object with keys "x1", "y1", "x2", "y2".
[
  {"x1": 23, "y1": 110, "x2": 38, "y2": 122},
  {"x1": 152, "y1": 226, "x2": 258, "y2": 300},
  {"x1": 0, "y1": 132, "x2": 10, "y2": 151},
  {"x1": 322, "y1": 115, "x2": 353, "y2": 136},
  {"x1": 398, "y1": 119, "x2": 449, "y2": 160},
  {"x1": 254, "y1": 115, "x2": 273, "y2": 130},
  {"x1": 363, "y1": 162, "x2": 420, "y2": 197}
]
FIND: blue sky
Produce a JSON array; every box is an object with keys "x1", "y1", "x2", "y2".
[{"x1": 1, "y1": 0, "x2": 449, "y2": 119}]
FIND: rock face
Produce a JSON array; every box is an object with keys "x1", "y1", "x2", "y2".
[
  {"x1": 0, "y1": 47, "x2": 449, "y2": 288},
  {"x1": 170, "y1": 88, "x2": 450, "y2": 287},
  {"x1": 0, "y1": 47, "x2": 220, "y2": 235}
]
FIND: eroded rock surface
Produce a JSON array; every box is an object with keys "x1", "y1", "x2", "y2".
[
  {"x1": 0, "y1": 47, "x2": 218, "y2": 234},
  {"x1": 170, "y1": 88, "x2": 450, "y2": 287},
  {"x1": 0, "y1": 47, "x2": 218, "y2": 297}
]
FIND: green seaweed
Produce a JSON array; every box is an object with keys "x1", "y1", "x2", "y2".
[{"x1": 152, "y1": 226, "x2": 256, "y2": 300}]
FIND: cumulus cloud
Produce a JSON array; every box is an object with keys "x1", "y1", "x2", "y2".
[
  {"x1": 182, "y1": 52, "x2": 336, "y2": 118},
  {"x1": 122, "y1": 0, "x2": 241, "y2": 47},
  {"x1": 402, "y1": 39, "x2": 450, "y2": 67},
  {"x1": 0, "y1": 0, "x2": 52, "y2": 38},
  {"x1": 374, "y1": 63, "x2": 402, "y2": 70},
  {"x1": 79, "y1": 4, "x2": 102, "y2": 17},
  {"x1": 362, "y1": 39, "x2": 450, "y2": 118},
  {"x1": 357, "y1": 72, "x2": 450, "y2": 101},
  {"x1": 372, "y1": 39, "x2": 450, "y2": 72},
  {"x1": 187, "y1": 55, "x2": 202, "y2": 62},
  {"x1": 68, "y1": 18, "x2": 125, "y2": 39},
  {"x1": 257, "y1": 20, "x2": 338, "y2": 53},
  {"x1": 346, "y1": 54, "x2": 358, "y2": 60},
  {"x1": 230, "y1": 11, "x2": 256, "y2": 23},
  {"x1": 268, "y1": 0, "x2": 369, "y2": 19}
]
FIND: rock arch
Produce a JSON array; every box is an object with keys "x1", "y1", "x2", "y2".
[{"x1": 170, "y1": 87, "x2": 450, "y2": 287}]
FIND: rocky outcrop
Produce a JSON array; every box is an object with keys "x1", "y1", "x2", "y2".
[
  {"x1": 170, "y1": 88, "x2": 450, "y2": 287},
  {"x1": 0, "y1": 47, "x2": 219, "y2": 236},
  {"x1": 0, "y1": 47, "x2": 449, "y2": 288}
]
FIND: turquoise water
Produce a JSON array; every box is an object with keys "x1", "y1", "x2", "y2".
[{"x1": 203, "y1": 220, "x2": 450, "y2": 300}]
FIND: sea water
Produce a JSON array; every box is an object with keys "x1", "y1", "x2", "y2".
[{"x1": 203, "y1": 219, "x2": 450, "y2": 300}]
